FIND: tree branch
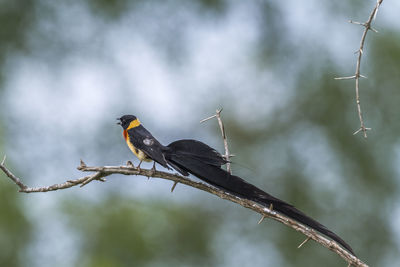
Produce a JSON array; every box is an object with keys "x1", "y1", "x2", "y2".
[
  {"x1": 0, "y1": 157, "x2": 368, "y2": 266},
  {"x1": 335, "y1": 0, "x2": 383, "y2": 138},
  {"x1": 200, "y1": 108, "x2": 233, "y2": 174}
]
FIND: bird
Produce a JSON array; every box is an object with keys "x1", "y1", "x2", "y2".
[{"x1": 117, "y1": 114, "x2": 355, "y2": 255}]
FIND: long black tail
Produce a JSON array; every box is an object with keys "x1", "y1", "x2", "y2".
[{"x1": 164, "y1": 139, "x2": 355, "y2": 255}]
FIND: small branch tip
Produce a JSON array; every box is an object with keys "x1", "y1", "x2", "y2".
[
  {"x1": 1, "y1": 155, "x2": 6, "y2": 165},
  {"x1": 80, "y1": 172, "x2": 102, "y2": 187},
  {"x1": 258, "y1": 215, "x2": 266, "y2": 224}
]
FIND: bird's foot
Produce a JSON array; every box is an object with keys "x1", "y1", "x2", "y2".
[
  {"x1": 150, "y1": 162, "x2": 156, "y2": 175},
  {"x1": 136, "y1": 161, "x2": 143, "y2": 172}
]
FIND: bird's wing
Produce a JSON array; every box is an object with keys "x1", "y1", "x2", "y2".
[{"x1": 127, "y1": 126, "x2": 169, "y2": 168}]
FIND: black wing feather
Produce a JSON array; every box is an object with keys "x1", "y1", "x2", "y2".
[{"x1": 127, "y1": 125, "x2": 169, "y2": 169}]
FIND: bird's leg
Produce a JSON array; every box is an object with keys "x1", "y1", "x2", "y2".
[
  {"x1": 137, "y1": 160, "x2": 143, "y2": 171},
  {"x1": 148, "y1": 162, "x2": 156, "y2": 179},
  {"x1": 151, "y1": 162, "x2": 156, "y2": 172}
]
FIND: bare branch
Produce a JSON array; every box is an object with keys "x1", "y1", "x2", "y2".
[
  {"x1": 0, "y1": 160, "x2": 368, "y2": 266},
  {"x1": 201, "y1": 108, "x2": 232, "y2": 174},
  {"x1": 337, "y1": 0, "x2": 383, "y2": 138},
  {"x1": 0, "y1": 155, "x2": 27, "y2": 191}
]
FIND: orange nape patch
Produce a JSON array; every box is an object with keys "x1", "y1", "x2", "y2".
[{"x1": 127, "y1": 119, "x2": 141, "y2": 130}]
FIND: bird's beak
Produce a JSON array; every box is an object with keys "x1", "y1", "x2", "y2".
[{"x1": 116, "y1": 118, "x2": 122, "y2": 125}]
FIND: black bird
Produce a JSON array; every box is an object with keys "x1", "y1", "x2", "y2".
[{"x1": 117, "y1": 114, "x2": 354, "y2": 255}]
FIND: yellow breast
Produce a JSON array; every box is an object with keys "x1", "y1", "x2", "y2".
[{"x1": 126, "y1": 136, "x2": 152, "y2": 162}]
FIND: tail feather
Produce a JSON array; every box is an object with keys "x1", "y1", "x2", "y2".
[
  {"x1": 276, "y1": 204, "x2": 354, "y2": 254},
  {"x1": 167, "y1": 139, "x2": 227, "y2": 167},
  {"x1": 165, "y1": 139, "x2": 355, "y2": 255}
]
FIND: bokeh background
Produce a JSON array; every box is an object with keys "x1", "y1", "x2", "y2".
[{"x1": 1, "y1": 0, "x2": 400, "y2": 266}]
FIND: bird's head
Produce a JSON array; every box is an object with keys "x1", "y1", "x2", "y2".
[{"x1": 117, "y1": 115, "x2": 139, "y2": 130}]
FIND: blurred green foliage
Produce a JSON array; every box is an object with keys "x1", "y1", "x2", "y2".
[
  {"x1": 0, "y1": 177, "x2": 32, "y2": 267},
  {"x1": 62, "y1": 195, "x2": 219, "y2": 267},
  {"x1": 0, "y1": 123, "x2": 32, "y2": 267}
]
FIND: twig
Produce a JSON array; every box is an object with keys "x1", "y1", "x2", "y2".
[
  {"x1": 200, "y1": 108, "x2": 232, "y2": 174},
  {"x1": 336, "y1": 0, "x2": 383, "y2": 138},
  {"x1": 0, "y1": 155, "x2": 27, "y2": 191},
  {"x1": 0, "y1": 160, "x2": 367, "y2": 266}
]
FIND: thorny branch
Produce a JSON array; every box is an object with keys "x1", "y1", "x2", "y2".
[
  {"x1": 1, "y1": 156, "x2": 367, "y2": 266},
  {"x1": 0, "y1": 110, "x2": 368, "y2": 266},
  {"x1": 200, "y1": 108, "x2": 232, "y2": 174},
  {"x1": 335, "y1": 0, "x2": 383, "y2": 138}
]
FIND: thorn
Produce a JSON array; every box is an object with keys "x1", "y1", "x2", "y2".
[
  {"x1": 353, "y1": 127, "x2": 371, "y2": 135},
  {"x1": 1, "y1": 155, "x2": 6, "y2": 165},
  {"x1": 200, "y1": 114, "x2": 217, "y2": 123},
  {"x1": 359, "y1": 74, "x2": 367, "y2": 79},
  {"x1": 348, "y1": 20, "x2": 363, "y2": 25},
  {"x1": 370, "y1": 27, "x2": 378, "y2": 33},
  {"x1": 269, "y1": 203, "x2": 273, "y2": 211},
  {"x1": 258, "y1": 215, "x2": 266, "y2": 224},
  {"x1": 334, "y1": 75, "x2": 356, "y2": 80},
  {"x1": 171, "y1": 181, "x2": 178, "y2": 192},
  {"x1": 297, "y1": 237, "x2": 311, "y2": 249},
  {"x1": 349, "y1": 20, "x2": 366, "y2": 27},
  {"x1": 200, "y1": 108, "x2": 224, "y2": 123},
  {"x1": 347, "y1": 262, "x2": 351, "y2": 267},
  {"x1": 77, "y1": 159, "x2": 87, "y2": 170},
  {"x1": 80, "y1": 159, "x2": 86, "y2": 168}
]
